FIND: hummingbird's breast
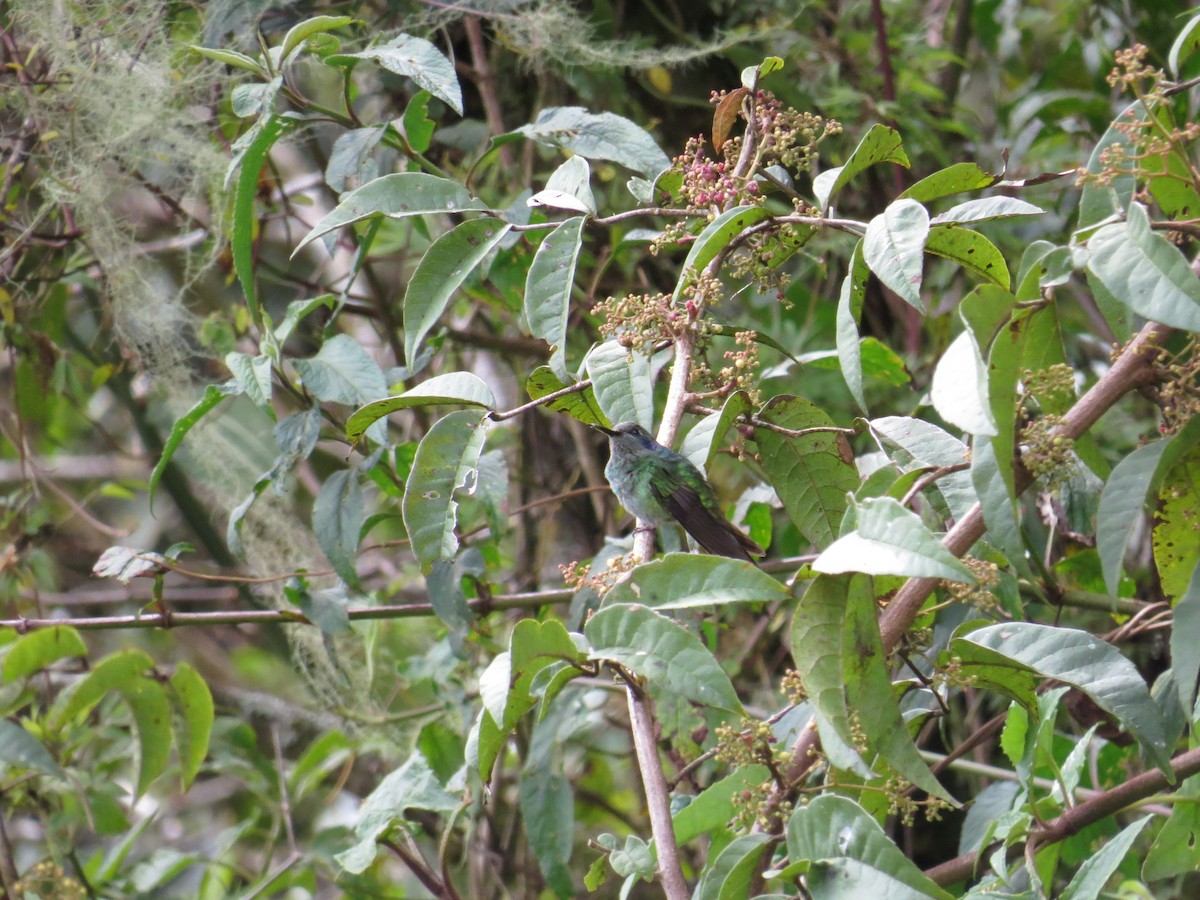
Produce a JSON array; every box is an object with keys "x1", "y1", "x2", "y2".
[{"x1": 604, "y1": 445, "x2": 669, "y2": 525}]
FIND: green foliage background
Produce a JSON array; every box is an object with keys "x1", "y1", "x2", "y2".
[{"x1": 3, "y1": 0, "x2": 1200, "y2": 897}]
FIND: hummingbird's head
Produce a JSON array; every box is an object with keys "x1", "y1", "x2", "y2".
[{"x1": 594, "y1": 421, "x2": 656, "y2": 447}]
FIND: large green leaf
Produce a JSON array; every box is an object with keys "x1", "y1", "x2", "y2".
[
  {"x1": 327, "y1": 33, "x2": 462, "y2": 114},
  {"x1": 231, "y1": 114, "x2": 296, "y2": 326},
  {"x1": 525, "y1": 367, "x2": 607, "y2": 426},
  {"x1": 674, "y1": 205, "x2": 773, "y2": 301},
  {"x1": 679, "y1": 391, "x2": 750, "y2": 470},
  {"x1": 672, "y1": 764, "x2": 771, "y2": 844},
  {"x1": 525, "y1": 216, "x2": 586, "y2": 379},
  {"x1": 863, "y1": 198, "x2": 929, "y2": 312},
  {"x1": 585, "y1": 340, "x2": 653, "y2": 430},
  {"x1": 403, "y1": 217, "x2": 512, "y2": 364},
  {"x1": 955, "y1": 622, "x2": 1172, "y2": 773},
  {"x1": 334, "y1": 753, "x2": 460, "y2": 874},
  {"x1": 584, "y1": 604, "x2": 742, "y2": 712},
  {"x1": 835, "y1": 240, "x2": 870, "y2": 412},
  {"x1": 0, "y1": 720, "x2": 63, "y2": 778},
  {"x1": 754, "y1": 395, "x2": 859, "y2": 551},
  {"x1": 519, "y1": 767, "x2": 574, "y2": 897},
  {"x1": 785, "y1": 795, "x2": 952, "y2": 898},
  {"x1": 48, "y1": 649, "x2": 153, "y2": 729},
  {"x1": 1172, "y1": 566, "x2": 1200, "y2": 718},
  {"x1": 1153, "y1": 443, "x2": 1200, "y2": 602},
  {"x1": 693, "y1": 833, "x2": 773, "y2": 900},
  {"x1": 929, "y1": 196, "x2": 1044, "y2": 225},
  {"x1": 899, "y1": 162, "x2": 997, "y2": 203},
  {"x1": 312, "y1": 469, "x2": 363, "y2": 588},
  {"x1": 868, "y1": 416, "x2": 974, "y2": 522},
  {"x1": 930, "y1": 329, "x2": 996, "y2": 436},
  {"x1": 1087, "y1": 201, "x2": 1200, "y2": 331},
  {"x1": 120, "y1": 676, "x2": 173, "y2": 797},
  {"x1": 170, "y1": 662, "x2": 214, "y2": 790},
  {"x1": 813, "y1": 124, "x2": 909, "y2": 211},
  {"x1": 1059, "y1": 815, "x2": 1151, "y2": 900},
  {"x1": 402, "y1": 410, "x2": 490, "y2": 570},
  {"x1": 602, "y1": 553, "x2": 789, "y2": 609},
  {"x1": 517, "y1": 107, "x2": 670, "y2": 177},
  {"x1": 346, "y1": 372, "x2": 497, "y2": 445},
  {"x1": 814, "y1": 497, "x2": 974, "y2": 582},
  {"x1": 293, "y1": 173, "x2": 485, "y2": 254},
  {"x1": 3, "y1": 625, "x2": 87, "y2": 682},
  {"x1": 924, "y1": 225, "x2": 1010, "y2": 289},
  {"x1": 791, "y1": 575, "x2": 874, "y2": 777},
  {"x1": 293, "y1": 334, "x2": 388, "y2": 406},
  {"x1": 1143, "y1": 772, "x2": 1200, "y2": 881},
  {"x1": 842, "y1": 576, "x2": 955, "y2": 803}
]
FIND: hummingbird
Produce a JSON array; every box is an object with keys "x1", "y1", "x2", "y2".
[{"x1": 595, "y1": 422, "x2": 763, "y2": 562}]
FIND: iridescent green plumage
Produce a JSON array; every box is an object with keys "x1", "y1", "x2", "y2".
[{"x1": 596, "y1": 422, "x2": 763, "y2": 562}]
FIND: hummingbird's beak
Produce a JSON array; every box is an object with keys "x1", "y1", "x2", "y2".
[{"x1": 590, "y1": 423, "x2": 618, "y2": 437}]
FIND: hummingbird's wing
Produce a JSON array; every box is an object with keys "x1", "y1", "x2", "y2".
[{"x1": 650, "y1": 474, "x2": 763, "y2": 561}]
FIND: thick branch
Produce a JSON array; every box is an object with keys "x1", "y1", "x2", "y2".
[{"x1": 926, "y1": 746, "x2": 1200, "y2": 887}]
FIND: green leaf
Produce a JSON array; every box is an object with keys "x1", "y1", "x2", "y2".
[
  {"x1": 924, "y1": 225, "x2": 1010, "y2": 289},
  {"x1": 120, "y1": 676, "x2": 173, "y2": 797},
  {"x1": 899, "y1": 162, "x2": 997, "y2": 203},
  {"x1": 679, "y1": 391, "x2": 751, "y2": 470},
  {"x1": 3, "y1": 626, "x2": 87, "y2": 682},
  {"x1": 1173, "y1": 566, "x2": 1200, "y2": 717},
  {"x1": 328, "y1": 33, "x2": 463, "y2": 114},
  {"x1": 0, "y1": 720, "x2": 63, "y2": 778},
  {"x1": 346, "y1": 372, "x2": 497, "y2": 445},
  {"x1": 868, "y1": 416, "x2": 974, "y2": 521},
  {"x1": 225, "y1": 351, "x2": 273, "y2": 409},
  {"x1": 1153, "y1": 443, "x2": 1200, "y2": 602},
  {"x1": 585, "y1": 340, "x2": 653, "y2": 430},
  {"x1": 956, "y1": 623, "x2": 1173, "y2": 773},
  {"x1": 402, "y1": 91, "x2": 436, "y2": 154},
  {"x1": 1143, "y1": 773, "x2": 1200, "y2": 880},
  {"x1": 312, "y1": 470, "x2": 363, "y2": 588},
  {"x1": 231, "y1": 114, "x2": 296, "y2": 325},
  {"x1": 672, "y1": 764, "x2": 771, "y2": 844},
  {"x1": 519, "y1": 768, "x2": 574, "y2": 897},
  {"x1": 842, "y1": 575, "x2": 955, "y2": 804},
  {"x1": 525, "y1": 216, "x2": 586, "y2": 378},
  {"x1": 863, "y1": 198, "x2": 929, "y2": 312},
  {"x1": 293, "y1": 334, "x2": 388, "y2": 406},
  {"x1": 791, "y1": 575, "x2": 874, "y2": 777},
  {"x1": 517, "y1": 107, "x2": 670, "y2": 177},
  {"x1": 786, "y1": 795, "x2": 952, "y2": 898},
  {"x1": 334, "y1": 753, "x2": 459, "y2": 874},
  {"x1": 813, "y1": 124, "x2": 909, "y2": 211},
  {"x1": 674, "y1": 205, "x2": 773, "y2": 302},
  {"x1": 930, "y1": 196, "x2": 1044, "y2": 225},
  {"x1": 1059, "y1": 815, "x2": 1151, "y2": 900},
  {"x1": 930, "y1": 329, "x2": 996, "y2": 436},
  {"x1": 293, "y1": 173, "x2": 485, "y2": 254},
  {"x1": 754, "y1": 395, "x2": 859, "y2": 551},
  {"x1": 530, "y1": 156, "x2": 596, "y2": 214},
  {"x1": 49, "y1": 649, "x2": 154, "y2": 729},
  {"x1": 1095, "y1": 424, "x2": 1200, "y2": 597},
  {"x1": 694, "y1": 833, "x2": 773, "y2": 900},
  {"x1": 169, "y1": 663, "x2": 213, "y2": 790},
  {"x1": 836, "y1": 240, "x2": 870, "y2": 412},
  {"x1": 402, "y1": 410, "x2": 489, "y2": 570},
  {"x1": 278, "y1": 15, "x2": 353, "y2": 64},
  {"x1": 149, "y1": 382, "x2": 240, "y2": 506},
  {"x1": 1087, "y1": 201, "x2": 1200, "y2": 331},
  {"x1": 584, "y1": 604, "x2": 742, "y2": 712},
  {"x1": 288, "y1": 583, "x2": 352, "y2": 636},
  {"x1": 189, "y1": 45, "x2": 265, "y2": 75},
  {"x1": 526, "y1": 367, "x2": 608, "y2": 426},
  {"x1": 1169, "y1": 12, "x2": 1200, "y2": 76},
  {"x1": 602, "y1": 553, "x2": 789, "y2": 609},
  {"x1": 814, "y1": 497, "x2": 974, "y2": 582},
  {"x1": 404, "y1": 217, "x2": 512, "y2": 364},
  {"x1": 272, "y1": 295, "x2": 335, "y2": 345},
  {"x1": 325, "y1": 126, "x2": 385, "y2": 192}
]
